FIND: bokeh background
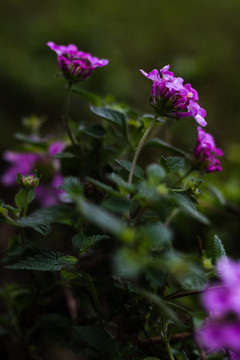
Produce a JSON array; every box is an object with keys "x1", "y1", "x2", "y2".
[{"x1": 1, "y1": 0, "x2": 240, "y2": 252}]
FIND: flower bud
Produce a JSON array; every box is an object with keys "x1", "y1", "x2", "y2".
[{"x1": 16, "y1": 173, "x2": 39, "y2": 190}]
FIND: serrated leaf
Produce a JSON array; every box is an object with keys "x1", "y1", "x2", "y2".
[
  {"x1": 214, "y1": 234, "x2": 226, "y2": 259},
  {"x1": 90, "y1": 105, "x2": 127, "y2": 135},
  {"x1": 161, "y1": 156, "x2": 185, "y2": 173},
  {"x1": 145, "y1": 138, "x2": 188, "y2": 157},
  {"x1": 75, "y1": 326, "x2": 118, "y2": 355},
  {"x1": 5, "y1": 252, "x2": 78, "y2": 271},
  {"x1": 15, "y1": 189, "x2": 35, "y2": 209},
  {"x1": 115, "y1": 159, "x2": 144, "y2": 179},
  {"x1": 72, "y1": 87, "x2": 101, "y2": 106},
  {"x1": 72, "y1": 234, "x2": 109, "y2": 252}
]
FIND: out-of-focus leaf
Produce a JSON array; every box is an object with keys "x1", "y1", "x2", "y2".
[
  {"x1": 75, "y1": 326, "x2": 118, "y2": 355},
  {"x1": 214, "y1": 234, "x2": 226, "y2": 259},
  {"x1": 169, "y1": 192, "x2": 210, "y2": 225},
  {"x1": 115, "y1": 159, "x2": 144, "y2": 179},
  {"x1": 146, "y1": 163, "x2": 166, "y2": 185},
  {"x1": 78, "y1": 124, "x2": 106, "y2": 138},
  {"x1": 72, "y1": 87, "x2": 101, "y2": 106},
  {"x1": 145, "y1": 138, "x2": 188, "y2": 157},
  {"x1": 77, "y1": 198, "x2": 125, "y2": 235}
]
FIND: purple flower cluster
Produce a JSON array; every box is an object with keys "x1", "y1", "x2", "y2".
[
  {"x1": 47, "y1": 42, "x2": 109, "y2": 83},
  {"x1": 197, "y1": 257, "x2": 240, "y2": 358},
  {"x1": 1, "y1": 141, "x2": 67, "y2": 206},
  {"x1": 193, "y1": 127, "x2": 223, "y2": 173},
  {"x1": 140, "y1": 65, "x2": 207, "y2": 126}
]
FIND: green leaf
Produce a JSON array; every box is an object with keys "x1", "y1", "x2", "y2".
[
  {"x1": 62, "y1": 177, "x2": 83, "y2": 198},
  {"x1": 145, "y1": 138, "x2": 188, "y2": 157},
  {"x1": 17, "y1": 205, "x2": 77, "y2": 230},
  {"x1": 146, "y1": 163, "x2": 166, "y2": 185},
  {"x1": 5, "y1": 252, "x2": 78, "y2": 271},
  {"x1": 72, "y1": 87, "x2": 101, "y2": 106},
  {"x1": 78, "y1": 124, "x2": 106, "y2": 138},
  {"x1": 160, "y1": 156, "x2": 185, "y2": 173},
  {"x1": 86, "y1": 177, "x2": 117, "y2": 196},
  {"x1": 139, "y1": 289, "x2": 179, "y2": 322},
  {"x1": 77, "y1": 198, "x2": 125, "y2": 235},
  {"x1": 72, "y1": 234, "x2": 109, "y2": 253},
  {"x1": 15, "y1": 133, "x2": 47, "y2": 149},
  {"x1": 102, "y1": 196, "x2": 130, "y2": 213},
  {"x1": 107, "y1": 173, "x2": 136, "y2": 193},
  {"x1": 75, "y1": 326, "x2": 118, "y2": 355},
  {"x1": 115, "y1": 159, "x2": 144, "y2": 179},
  {"x1": 169, "y1": 192, "x2": 210, "y2": 225},
  {"x1": 207, "y1": 184, "x2": 226, "y2": 205},
  {"x1": 214, "y1": 234, "x2": 226, "y2": 259},
  {"x1": 15, "y1": 189, "x2": 35, "y2": 208},
  {"x1": 53, "y1": 152, "x2": 76, "y2": 159},
  {"x1": 90, "y1": 105, "x2": 127, "y2": 134}
]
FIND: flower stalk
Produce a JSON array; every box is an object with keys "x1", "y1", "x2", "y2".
[
  {"x1": 64, "y1": 83, "x2": 76, "y2": 146},
  {"x1": 128, "y1": 116, "x2": 158, "y2": 187}
]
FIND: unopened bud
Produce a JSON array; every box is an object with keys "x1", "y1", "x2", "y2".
[{"x1": 17, "y1": 173, "x2": 39, "y2": 190}]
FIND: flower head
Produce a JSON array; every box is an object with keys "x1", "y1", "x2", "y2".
[
  {"x1": 193, "y1": 127, "x2": 223, "y2": 173},
  {"x1": 196, "y1": 257, "x2": 240, "y2": 356},
  {"x1": 1, "y1": 140, "x2": 67, "y2": 206},
  {"x1": 140, "y1": 65, "x2": 207, "y2": 126},
  {"x1": 17, "y1": 173, "x2": 40, "y2": 190},
  {"x1": 47, "y1": 41, "x2": 109, "y2": 83}
]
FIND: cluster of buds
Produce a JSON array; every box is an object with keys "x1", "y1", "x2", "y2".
[
  {"x1": 47, "y1": 42, "x2": 109, "y2": 83},
  {"x1": 140, "y1": 65, "x2": 207, "y2": 126},
  {"x1": 16, "y1": 173, "x2": 39, "y2": 190}
]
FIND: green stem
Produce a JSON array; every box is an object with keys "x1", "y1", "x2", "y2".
[
  {"x1": 23, "y1": 190, "x2": 29, "y2": 217},
  {"x1": 128, "y1": 116, "x2": 158, "y2": 186},
  {"x1": 163, "y1": 327, "x2": 175, "y2": 360},
  {"x1": 64, "y1": 82, "x2": 76, "y2": 146}
]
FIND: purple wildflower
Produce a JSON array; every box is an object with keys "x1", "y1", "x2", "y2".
[
  {"x1": 47, "y1": 41, "x2": 109, "y2": 83},
  {"x1": 196, "y1": 257, "x2": 240, "y2": 356},
  {"x1": 140, "y1": 64, "x2": 207, "y2": 126},
  {"x1": 193, "y1": 127, "x2": 223, "y2": 173},
  {"x1": 1, "y1": 141, "x2": 67, "y2": 207}
]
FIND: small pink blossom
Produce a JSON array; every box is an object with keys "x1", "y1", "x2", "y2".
[
  {"x1": 193, "y1": 127, "x2": 223, "y2": 173},
  {"x1": 47, "y1": 41, "x2": 109, "y2": 83},
  {"x1": 140, "y1": 64, "x2": 207, "y2": 126}
]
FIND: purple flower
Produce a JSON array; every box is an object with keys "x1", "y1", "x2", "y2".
[
  {"x1": 140, "y1": 64, "x2": 207, "y2": 126},
  {"x1": 196, "y1": 257, "x2": 240, "y2": 355},
  {"x1": 1, "y1": 141, "x2": 67, "y2": 206},
  {"x1": 47, "y1": 41, "x2": 109, "y2": 83},
  {"x1": 193, "y1": 127, "x2": 223, "y2": 173}
]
